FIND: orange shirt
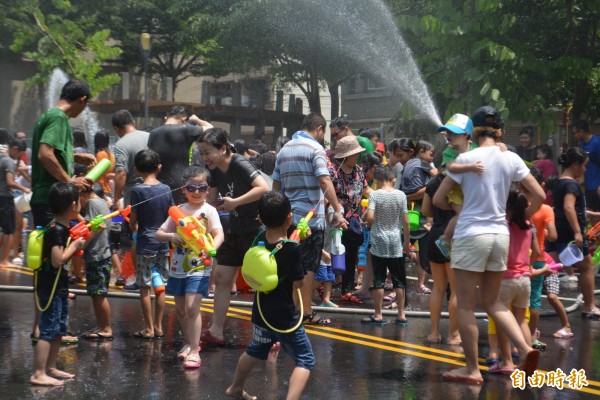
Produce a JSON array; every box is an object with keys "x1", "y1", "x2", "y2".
[{"x1": 530, "y1": 204, "x2": 554, "y2": 261}]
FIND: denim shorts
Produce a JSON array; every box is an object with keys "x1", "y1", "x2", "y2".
[
  {"x1": 246, "y1": 324, "x2": 315, "y2": 370},
  {"x1": 315, "y1": 265, "x2": 335, "y2": 283},
  {"x1": 166, "y1": 275, "x2": 210, "y2": 297},
  {"x1": 38, "y1": 293, "x2": 68, "y2": 342}
]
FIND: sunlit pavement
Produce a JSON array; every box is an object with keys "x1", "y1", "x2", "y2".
[{"x1": 1, "y1": 263, "x2": 599, "y2": 399}]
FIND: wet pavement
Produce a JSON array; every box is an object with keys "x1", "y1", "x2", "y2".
[{"x1": 1, "y1": 262, "x2": 600, "y2": 399}]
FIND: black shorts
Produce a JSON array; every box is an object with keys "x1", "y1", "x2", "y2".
[
  {"x1": 217, "y1": 230, "x2": 261, "y2": 267},
  {"x1": 30, "y1": 204, "x2": 54, "y2": 228},
  {"x1": 291, "y1": 227, "x2": 324, "y2": 274},
  {"x1": 0, "y1": 196, "x2": 16, "y2": 234}
]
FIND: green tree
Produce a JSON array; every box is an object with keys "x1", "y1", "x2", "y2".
[
  {"x1": 6, "y1": 0, "x2": 122, "y2": 96},
  {"x1": 105, "y1": 0, "x2": 235, "y2": 98},
  {"x1": 390, "y1": 0, "x2": 600, "y2": 128}
]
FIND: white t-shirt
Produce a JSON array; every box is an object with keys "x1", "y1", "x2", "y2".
[
  {"x1": 160, "y1": 202, "x2": 222, "y2": 278},
  {"x1": 446, "y1": 146, "x2": 529, "y2": 239}
]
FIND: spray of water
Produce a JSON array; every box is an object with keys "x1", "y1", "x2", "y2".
[
  {"x1": 46, "y1": 67, "x2": 100, "y2": 147},
  {"x1": 269, "y1": 0, "x2": 442, "y2": 126}
]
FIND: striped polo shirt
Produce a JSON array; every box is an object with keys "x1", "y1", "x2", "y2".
[{"x1": 272, "y1": 131, "x2": 329, "y2": 229}]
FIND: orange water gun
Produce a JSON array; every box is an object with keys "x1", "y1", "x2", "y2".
[
  {"x1": 70, "y1": 206, "x2": 131, "y2": 256},
  {"x1": 587, "y1": 221, "x2": 600, "y2": 241},
  {"x1": 168, "y1": 206, "x2": 217, "y2": 257},
  {"x1": 290, "y1": 209, "x2": 315, "y2": 241}
]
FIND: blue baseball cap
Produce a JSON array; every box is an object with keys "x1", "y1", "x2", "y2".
[{"x1": 436, "y1": 113, "x2": 474, "y2": 137}]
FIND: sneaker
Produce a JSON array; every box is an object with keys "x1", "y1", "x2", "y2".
[
  {"x1": 568, "y1": 275, "x2": 578, "y2": 282},
  {"x1": 115, "y1": 277, "x2": 125, "y2": 287},
  {"x1": 11, "y1": 257, "x2": 23, "y2": 266},
  {"x1": 123, "y1": 283, "x2": 140, "y2": 292},
  {"x1": 532, "y1": 339, "x2": 547, "y2": 351},
  {"x1": 435, "y1": 237, "x2": 451, "y2": 259}
]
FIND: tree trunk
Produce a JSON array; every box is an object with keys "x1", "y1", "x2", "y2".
[{"x1": 328, "y1": 83, "x2": 339, "y2": 120}]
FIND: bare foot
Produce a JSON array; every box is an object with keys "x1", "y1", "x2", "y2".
[
  {"x1": 267, "y1": 342, "x2": 281, "y2": 363},
  {"x1": 30, "y1": 373, "x2": 64, "y2": 386},
  {"x1": 225, "y1": 386, "x2": 257, "y2": 400},
  {"x1": 442, "y1": 367, "x2": 483, "y2": 385},
  {"x1": 47, "y1": 368, "x2": 75, "y2": 380}
]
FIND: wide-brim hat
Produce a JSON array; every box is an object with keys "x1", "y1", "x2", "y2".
[
  {"x1": 334, "y1": 136, "x2": 365, "y2": 159},
  {"x1": 437, "y1": 113, "x2": 474, "y2": 137}
]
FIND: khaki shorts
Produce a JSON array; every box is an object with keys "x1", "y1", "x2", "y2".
[
  {"x1": 451, "y1": 234, "x2": 509, "y2": 273},
  {"x1": 499, "y1": 275, "x2": 531, "y2": 309}
]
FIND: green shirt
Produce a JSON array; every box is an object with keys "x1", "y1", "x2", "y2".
[
  {"x1": 441, "y1": 142, "x2": 478, "y2": 168},
  {"x1": 31, "y1": 108, "x2": 73, "y2": 205}
]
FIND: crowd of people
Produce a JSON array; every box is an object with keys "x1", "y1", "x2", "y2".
[{"x1": 1, "y1": 78, "x2": 599, "y2": 397}]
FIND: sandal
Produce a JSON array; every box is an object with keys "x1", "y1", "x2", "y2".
[
  {"x1": 553, "y1": 328, "x2": 574, "y2": 338},
  {"x1": 416, "y1": 285, "x2": 432, "y2": 295},
  {"x1": 581, "y1": 308, "x2": 600, "y2": 320},
  {"x1": 183, "y1": 353, "x2": 201, "y2": 369},
  {"x1": 340, "y1": 293, "x2": 365, "y2": 304},
  {"x1": 318, "y1": 300, "x2": 339, "y2": 308},
  {"x1": 303, "y1": 310, "x2": 333, "y2": 326},
  {"x1": 177, "y1": 344, "x2": 191, "y2": 359}
]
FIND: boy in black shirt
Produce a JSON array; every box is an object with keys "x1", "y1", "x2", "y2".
[
  {"x1": 30, "y1": 182, "x2": 88, "y2": 386},
  {"x1": 226, "y1": 192, "x2": 315, "y2": 400}
]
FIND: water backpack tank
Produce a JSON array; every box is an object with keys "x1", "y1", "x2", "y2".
[
  {"x1": 242, "y1": 241, "x2": 279, "y2": 292},
  {"x1": 27, "y1": 226, "x2": 45, "y2": 271}
]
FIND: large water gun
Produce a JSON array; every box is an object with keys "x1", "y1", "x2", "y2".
[
  {"x1": 168, "y1": 206, "x2": 217, "y2": 257},
  {"x1": 587, "y1": 221, "x2": 600, "y2": 241},
  {"x1": 290, "y1": 209, "x2": 315, "y2": 241},
  {"x1": 70, "y1": 206, "x2": 131, "y2": 256},
  {"x1": 547, "y1": 262, "x2": 564, "y2": 274}
]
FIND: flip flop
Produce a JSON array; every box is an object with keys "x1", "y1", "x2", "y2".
[
  {"x1": 553, "y1": 328, "x2": 574, "y2": 338},
  {"x1": 488, "y1": 363, "x2": 515, "y2": 375},
  {"x1": 81, "y1": 331, "x2": 113, "y2": 341},
  {"x1": 426, "y1": 334, "x2": 441, "y2": 344},
  {"x1": 518, "y1": 349, "x2": 540, "y2": 377},
  {"x1": 361, "y1": 315, "x2": 387, "y2": 325},
  {"x1": 443, "y1": 370, "x2": 483, "y2": 385},
  {"x1": 318, "y1": 300, "x2": 339, "y2": 308},
  {"x1": 581, "y1": 308, "x2": 600, "y2": 320},
  {"x1": 395, "y1": 318, "x2": 408, "y2": 326},
  {"x1": 132, "y1": 330, "x2": 154, "y2": 340}
]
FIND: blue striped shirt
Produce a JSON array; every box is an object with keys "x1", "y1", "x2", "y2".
[{"x1": 273, "y1": 131, "x2": 329, "y2": 229}]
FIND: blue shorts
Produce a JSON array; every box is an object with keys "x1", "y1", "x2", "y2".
[
  {"x1": 166, "y1": 275, "x2": 210, "y2": 297},
  {"x1": 246, "y1": 324, "x2": 315, "y2": 370},
  {"x1": 38, "y1": 293, "x2": 68, "y2": 342},
  {"x1": 315, "y1": 265, "x2": 335, "y2": 283}
]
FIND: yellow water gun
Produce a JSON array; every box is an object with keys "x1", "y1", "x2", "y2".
[{"x1": 168, "y1": 206, "x2": 217, "y2": 257}]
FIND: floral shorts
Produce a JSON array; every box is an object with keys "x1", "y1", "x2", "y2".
[{"x1": 86, "y1": 257, "x2": 112, "y2": 296}]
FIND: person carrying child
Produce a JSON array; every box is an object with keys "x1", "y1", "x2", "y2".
[
  {"x1": 226, "y1": 192, "x2": 314, "y2": 400},
  {"x1": 30, "y1": 182, "x2": 92, "y2": 385},
  {"x1": 361, "y1": 166, "x2": 411, "y2": 325},
  {"x1": 77, "y1": 184, "x2": 113, "y2": 340},
  {"x1": 129, "y1": 149, "x2": 174, "y2": 339},
  {"x1": 156, "y1": 166, "x2": 224, "y2": 368}
]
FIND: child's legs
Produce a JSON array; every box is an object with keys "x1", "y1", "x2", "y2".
[
  {"x1": 226, "y1": 352, "x2": 259, "y2": 398},
  {"x1": 153, "y1": 253, "x2": 170, "y2": 334},
  {"x1": 174, "y1": 296, "x2": 187, "y2": 342},
  {"x1": 389, "y1": 256, "x2": 407, "y2": 320},
  {"x1": 442, "y1": 215, "x2": 457, "y2": 242},
  {"x1": 277, "y1": 326, "x2": 314, "y2": 400},
  {"x1": 322, "y1": 281, "x2": 333, "y2": 303},
  {"x1": 1, "y1": 233, "x2": 14, "y2": 263},
  {"x1": 92, "y1": 296, "x2": 111, "y2": 332},
  {"x1": 545, "y1": 273, "x2": 570, "y2": 329},
  {"x1": 529, "y1": 274, "x2": 544, "y2": 336},
  {"x1": 371, "y1": 255, "x2": 389, "y2": 319},
  {"x1": 139, "y1": 287, "x2": 154, "y2": 334},
  {"x1": 287, "y1": 367, "x2": 311, "y2": 400},
  {"x1": 577, "y1": 255, "x2": 597, "y2": 312},
  {"x1": 357, "y1": 247, "x2": 373, "y2": 294},
  {"x1": 185, "y1": 275, "x2": 209, "y2": 353}
]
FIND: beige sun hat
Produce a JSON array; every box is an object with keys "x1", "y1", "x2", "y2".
[{"x1": 333, "y1": 136, "x2": 365, "y2": 159}]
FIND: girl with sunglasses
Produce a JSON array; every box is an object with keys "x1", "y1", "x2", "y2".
[{"x1": 156, "y1": 166, "x2": 225, "y2": 368}]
